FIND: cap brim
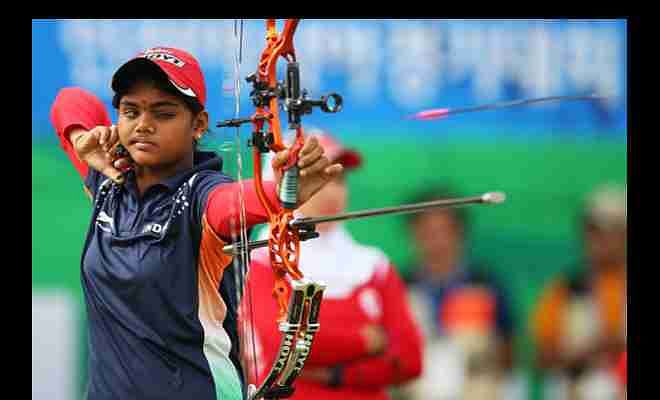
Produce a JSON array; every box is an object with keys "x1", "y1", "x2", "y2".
[{"x1": 111, "y1": 57, "x2": 169, "y2": 93}]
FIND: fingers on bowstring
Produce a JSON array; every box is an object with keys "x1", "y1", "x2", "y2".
[
  {"x1": 87, "y1": 127, "x2": 102, "y2": 147},
  {"x1": 99, "y1": 126, "x2": 112, "y2": 152},
  {"x1": 108, "y1": 125, "x2": 119, "y2": 150}
]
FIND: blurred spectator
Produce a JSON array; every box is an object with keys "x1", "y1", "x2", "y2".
[
  {"x1": 531, "y1": 184, "x2": 626, "y2": 400},
  {"x1": 400, "y1": 188, "x2": 519, "y2": 400},
  {"x1": 241, "y1": 129, "x2": 423, "y2": 400}
]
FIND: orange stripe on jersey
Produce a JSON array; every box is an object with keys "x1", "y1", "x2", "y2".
[{"x1": 197, "y1": 215, "x2": 234, "y2": 336}]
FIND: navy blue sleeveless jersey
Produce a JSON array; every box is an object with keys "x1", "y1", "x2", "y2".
[{"x1": 80, "y1": 151, "x2": 245, "y2": 400}]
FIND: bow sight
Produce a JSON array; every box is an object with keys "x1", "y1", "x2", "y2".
[
  {"x1": 280, "y1": 62, "x2": 342, "y2": 128},
  {"x1": 245, "y1": 62, "x2": 342, "y2": 127},
  {"x1": 218, "y1": 62, "x2": 343, "y2": 154}
]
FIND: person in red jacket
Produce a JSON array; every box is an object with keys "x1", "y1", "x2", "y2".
[{"x1": 241, "y1": 129, "x2": 424, "y2": 400}]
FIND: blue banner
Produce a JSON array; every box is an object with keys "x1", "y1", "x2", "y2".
[{"x1": 32, "y1": 19, "x2": 627, "y2": 140}]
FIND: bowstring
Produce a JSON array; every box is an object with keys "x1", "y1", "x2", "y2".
[{"x1": 229, "y1": 18, "x2": 260, "y2": 395}]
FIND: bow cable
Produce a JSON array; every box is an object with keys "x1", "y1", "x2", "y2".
[{"x1": 227, "y1": 18, "x2": 260, "y2": 398}]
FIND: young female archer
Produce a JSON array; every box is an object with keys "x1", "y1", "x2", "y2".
[{"x1": 49, "y1": 47, "x2": 342, "y2": 400}]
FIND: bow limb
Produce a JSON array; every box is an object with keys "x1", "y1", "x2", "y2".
[
  {"x1": 222, "y1": 18, "x2": 260, "y2": 398},
  {"x1": 249, "y1": 19, "x2": 306, "y2": 321}
]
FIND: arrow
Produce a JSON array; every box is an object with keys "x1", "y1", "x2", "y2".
[
  {"x1": 408, "y1": 94, "x2": 605, "y2": 121},
  {"x1": 222, "y1": 192, "x2": 505, "y2": 255}
]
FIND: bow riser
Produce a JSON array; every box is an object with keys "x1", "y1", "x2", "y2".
[{"x1": 219, "y1": 19, "x2": 342, "y2": 400}]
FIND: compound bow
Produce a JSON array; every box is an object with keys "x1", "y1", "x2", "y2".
[{"x1": 218, "y1": 19, "x2": 343, "y2": 400}]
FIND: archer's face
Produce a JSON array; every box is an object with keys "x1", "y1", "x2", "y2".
[{"x1": 117, "y1": 82, "x2": 207, "y2": 168}]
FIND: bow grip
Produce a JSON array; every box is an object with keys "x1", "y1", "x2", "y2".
[{"x1": 277, "y1": 137, "x2": 304, "y2": 209}]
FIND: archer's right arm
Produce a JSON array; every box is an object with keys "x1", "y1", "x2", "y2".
[
  {"x1": 50, "y1": 87, "x2": 111, "y2": 180},
  {"x1": 50, "y1": 87, "x2": 129, "y2": 199}
]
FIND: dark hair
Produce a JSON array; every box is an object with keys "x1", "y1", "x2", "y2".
[{"x1": 405, "y1": 186, "x2": 469, "y2": 232}]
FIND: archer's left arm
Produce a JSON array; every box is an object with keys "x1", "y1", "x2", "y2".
[
  {"x1": 205, "y1": 180, "x2": 281, "y2": 240},
  {"x1": 205, "y1": 134, "x2": 341, "y2": 240}
]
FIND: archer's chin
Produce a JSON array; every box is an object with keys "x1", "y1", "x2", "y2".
[{"x1": 129, "y1": 152, "x2": 163, "y2": 167}]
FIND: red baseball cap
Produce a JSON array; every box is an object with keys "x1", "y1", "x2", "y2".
[
  {"x1": 309, "y1": 128, "x2": 362, "y2": 170},
  {"x1": 111, "y1": 47, "x2": 207, "y2": 107}
]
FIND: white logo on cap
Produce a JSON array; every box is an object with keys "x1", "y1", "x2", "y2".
[
  {"x1": 169, "y1": 80, "x2": 197, "y2": 98},
  {"x1": 141, "y1": 49, "x2": 186, "y2": 68}
]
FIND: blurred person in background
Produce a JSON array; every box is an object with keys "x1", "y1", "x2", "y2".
[
  {"x1": 531, "y1": 184, "x2": 626, "y2": 400},
  {"x1": 400, "y1": 188, "x2": 519, "y2": 400},
  {"x1": 616, "y1": 350, "x2": 626, "y2": 400},
  {"x1": 242, "y1": 129, "x2": 423, "y2": 400}
]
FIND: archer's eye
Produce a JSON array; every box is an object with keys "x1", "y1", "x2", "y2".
[
  {"x1": 156, "y1": 112, "x2": 176, "y2": 119},
  {"x1": 121, "y1": 109, "x2": 139, "y2": 119}
]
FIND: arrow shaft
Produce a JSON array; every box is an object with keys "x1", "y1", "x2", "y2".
[
  {"x1": 291, "y1": 196, "x2": 485, "y2": 227},
  {"x1": 222, "y1": 193, "x2": 503, "y2": 255},
  {"x1": 411, "y1": 94, "x2": 604, "y2": 120},
  {"x1": 444, "y1": 94, "x2": 601, "y2": 117}
]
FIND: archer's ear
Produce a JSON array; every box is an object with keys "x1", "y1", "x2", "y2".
[{"x1": 193, "y1": 111, "x2": 209, "y2": 136}]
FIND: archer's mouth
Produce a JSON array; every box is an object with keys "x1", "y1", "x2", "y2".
[{"x1": 130, "y1": 138, "x2": 158, "y2": 151}]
